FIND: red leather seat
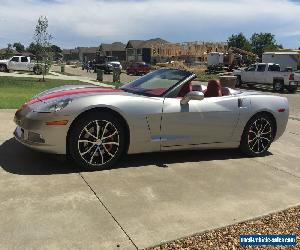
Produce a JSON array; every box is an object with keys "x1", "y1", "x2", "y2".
[
  {"x1": 177, "y1": 81, "x2": 192, "y2": 97},
  {"x1": 204, "y1": 80, "x2": 222, "y2": 98}
]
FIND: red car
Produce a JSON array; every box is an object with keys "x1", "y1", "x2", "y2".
[{"x1": 126, "y1": 62, "x2": 151, "y2": 75}]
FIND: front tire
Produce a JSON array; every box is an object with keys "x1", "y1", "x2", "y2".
[
  {"x1": 240, "y1": 114, "x2": 275, "y2": 157},
  {"x1": 68, "y1": 112, "x2": 125, "y2": 170},
  {"x1": 286, "y1": 85, "x2": 297, "y2": 93},
  {"x1": 235, "y1": 76, "x2": 243, "y2": 87}
]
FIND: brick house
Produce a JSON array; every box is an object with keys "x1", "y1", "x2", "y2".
[
  {"x1": 125, "y1": 38, "x2": 169, "y2": 63},
  {"x1": 98, "y1": 42, "x2": 126, "y2": 61},
  {"x1": 62, "y1": 48, "x2": 80, "y2": 61},
  {"x1": 78, "y1": 47, "x2": 98, "y2": 62}
]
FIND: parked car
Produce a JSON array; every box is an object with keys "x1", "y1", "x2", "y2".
[
  {"x1": 94, "y1": 56, "x2": 122, "y2": 74},
  {"x1": 126, "y1": 62, "x2": 151, "y2": 75},
  {"x1": 0, "y1": 56, "x2": 43, "y2": 74},
  {"x1": 14, "y1": 69, "x2": 289, "y2": 170},
  {"x1": 233, "y1": 63, "x2": 300, "y2": 93}
]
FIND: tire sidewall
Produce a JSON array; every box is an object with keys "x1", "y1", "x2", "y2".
[
  {"x1": 287, "y1": 86, "x2": 297, "y2": 93},
  {"x1": 0, "y1": 65, "x2": 7, "y2": 72},
  {"x1": 68, "y1": 112, "x2": 125, "y2": 170},
  {"x1": 240, "y1": 114, "x2": 274, "y2": 157},
  {"x1": 273, "y1": 81, "x2": 284, "y2": 92},
  {"x1": 236, "y1": 76, "x2": 242, "y2": 87}
]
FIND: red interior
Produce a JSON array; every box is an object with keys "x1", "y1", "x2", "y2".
[
  {"x1": 204, "y1": 80, "x2": 222, "y2": 98},
  {"x1": 177, "y1": 81, "x2": 192, "y2": 97}
]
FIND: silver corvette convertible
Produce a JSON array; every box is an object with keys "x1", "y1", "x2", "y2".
[{"x1": 14, "y1": 69, "x2": 289, "y2": 169}]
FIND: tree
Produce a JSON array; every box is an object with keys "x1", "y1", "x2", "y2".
[
  {"x1": 13, "y1": 42, "x2": 25, "y2": 53},
  {"x1": 51, "y1": 44, "x2": 62, "y2": 60},
  {"x1": 250, "y1": 32, "x2": 279, "y2": 58},
  {"x1": 4, "y1": 43, "x2": 14, "y2": 58},
  {"x1": 227, "y1": 33, "x2": 251, "y2": 51},
  {"x1": 34, "y1": 16, "x2": 52, "y2": 81},
  {"x1": 27, "y1": 42, "x2": 41, "y2": 56}
]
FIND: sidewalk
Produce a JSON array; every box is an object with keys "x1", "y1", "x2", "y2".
[{"x1": 0, "y1": 71, "x2": 112, "y2": 87}]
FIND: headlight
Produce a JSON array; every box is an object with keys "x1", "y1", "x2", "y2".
[{"x1": 35, "y1": 98, "x2": 72, "y2": 113}]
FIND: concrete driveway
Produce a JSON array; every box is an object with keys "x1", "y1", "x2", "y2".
[{"x1": 0, "y1": 110, "x2": 300, "y2": 249}]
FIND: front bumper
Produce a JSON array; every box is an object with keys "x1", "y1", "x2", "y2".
[{"x1": 13, "y1": 108, "x2": 71, "y2": 154}]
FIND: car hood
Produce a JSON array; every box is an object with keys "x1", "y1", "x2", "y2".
[
  {"x1": 24, "y1": 85, "x2": 123, "y2": 107},
  {"x1": 0, "y1": 59, "x2": 9, "y2": 64}
]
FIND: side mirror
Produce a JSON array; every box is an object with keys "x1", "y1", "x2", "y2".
[{"x1": 180, "y1": 91, "x2": 204, "y2": 105}]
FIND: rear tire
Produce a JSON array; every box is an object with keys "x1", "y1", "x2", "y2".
[
  {"x1": 68, "y1": 112, "x2": 125, "y2": 170},
  {"x1": 240, "y1": 113, "x2": 275, "y2": 157},
  {"x1": 0, "y1": 64, "x2": 7, "y2": 72},
  {"x1": 273, "y1": 80, "x2": 284, "y2": 92}
]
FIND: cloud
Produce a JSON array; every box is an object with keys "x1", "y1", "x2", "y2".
[{"x1": 0, "y1": 0, "x2": 300, "y2": 48}]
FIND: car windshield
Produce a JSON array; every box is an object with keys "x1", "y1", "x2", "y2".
[{"x1": 121, "y1": 69, "x2": 193, "y2": 97}]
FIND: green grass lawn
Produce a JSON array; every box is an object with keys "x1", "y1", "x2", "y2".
[{"x1": 0, "y1": 76, "x2": 86, "y2": 109}]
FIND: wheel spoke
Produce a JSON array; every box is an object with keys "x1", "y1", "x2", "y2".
[
  {"x1": 249, "y1": 138, "x2": 258, "y2": 149},
  {"x1": 248, "y1": 138, "x2": 257, "y2": 143},
  {"x1": 95, "y1": 121, "x2": 100, "y2": 139},
  {"x1": 260, "y1": 122, "x2": 268, "y2": 133},
  {"x1": 89, "y1": 146, "x2": 98, "y2": 164},
  {"x1": 99, "y1": 147, "x2": 104, "y2": 164},
  {"x1": 103, "y1": 141, "x2": 119, "y2": 146},
  {"x1": 103, "y1": 145, "x2": 114, "y2": 157},
  {"x1": 78, "y1": 139, "x2": 96, "y2": 144},
  {"x1": 81, "y1": 144, "x2": 95, "y2": 156},
  {"x1": 256, "y1": 139, "x2": 260, "y2": 152},
  {"x1": 84, "y1": 127, "x2": 97, "y2": 140},
  {"x1": 253, "y1": 120, "x2": 260, "y2": 132},
  {"x1": 102, "y1": 130, "x2": 117, "y2": 140},
  {"x1": 260, "y1": 136, "x2": 271, "y2": 142},
  {"x1": 261, "y1": 129, "x2": 271, "y2": 135},
  {"x1": 260, "y1": 139, "x2": 266, "y2": 149},
  {"x1": 101, "y1": 121, "x2": 111, "y2": 139}
]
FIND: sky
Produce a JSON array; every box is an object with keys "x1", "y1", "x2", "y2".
[{"x1": 0, "y1": 0, "x2": 300, "y2": 49}]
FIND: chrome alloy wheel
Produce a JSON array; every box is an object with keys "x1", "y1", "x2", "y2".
[
  {"x1": 247, "y1": 117, "x2": 273, "y2": 154},
  {"x1": 77, "y1": 120, "x2": 119, "y2": 166}
]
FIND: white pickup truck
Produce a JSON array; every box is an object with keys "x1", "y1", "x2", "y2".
[
  {"x1": 0, "y1": 56, "x2": 42, "y2": 74},
  {"x1": 233, "y1": 63, "x2": 300, "y2": 93}
]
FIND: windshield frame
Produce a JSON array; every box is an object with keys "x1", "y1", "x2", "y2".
[{"x1": 120, "y1": 68, "x2": 196, "y2": 97}]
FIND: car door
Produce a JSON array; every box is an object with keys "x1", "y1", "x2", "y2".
[
  {"x1": 8, "y1": 56, "x2": 20, "y2": 70},
  {"x1": 243, "y1": 65, "x2": 256, "y2": 83},
  {"x1": 254, "y1": 64, "x2": 267, "y2": 83},
  {"x1": 19, "y1": 56, "x2": 30, "y2": 71},
  {"x1": 160, "y1": 96, "x2": 240, "y2": 149}
]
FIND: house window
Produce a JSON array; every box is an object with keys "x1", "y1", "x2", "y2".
[
  {"x1": 137, "y1": 49, "x2": 142, "y2": 55},
  {"x1": 127, "y1": 49, "x2": 134, "y2": 56}
]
